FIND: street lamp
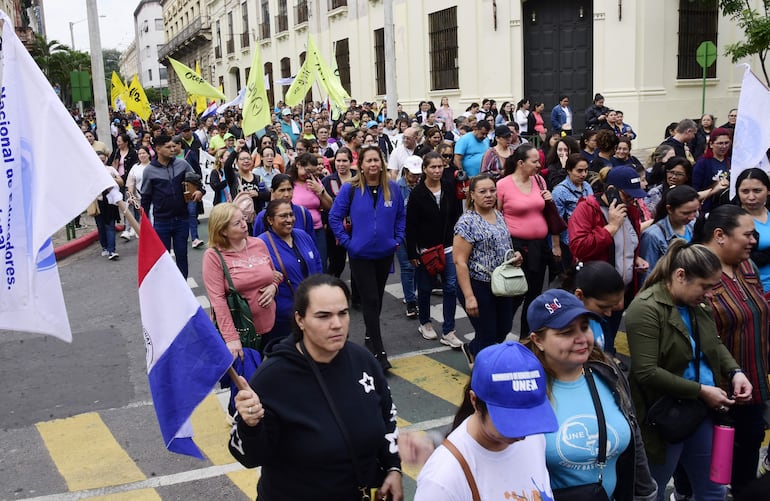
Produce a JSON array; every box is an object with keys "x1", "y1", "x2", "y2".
[{"x1": 69, "y1": 15, "x2": 105, "y2": 50}]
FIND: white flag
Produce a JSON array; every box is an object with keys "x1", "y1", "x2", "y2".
[
  {"x1": 0, "y1": 11, "x2": 117, "y2": 341},
  {"x1": 731, "y1": 64, "x2": 770, "y2": 198},
  {"x1": 216, "y1": 87, "x2": 246, "y2": 115}
]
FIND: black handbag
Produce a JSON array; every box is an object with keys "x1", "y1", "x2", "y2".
[
  {"x1": 552, "y1": 367, "x2": 611, "y2": 501},
  {"x1": 212, "y1": 248, "x2": 261, "y2": 351},
  {"x1": 644, "y1": 308, "x2": 709, "y2": 443},
  {"x1": 535, "y1": 175, "x2": 568, "y2": 235}
]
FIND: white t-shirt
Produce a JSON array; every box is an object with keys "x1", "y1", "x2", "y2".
[
  {"x1": 415, "y1": 417, "x2": 553, "y2": 501},
  {"x1": 387, "y1": 144, "x2": 414, "y2": 173}
]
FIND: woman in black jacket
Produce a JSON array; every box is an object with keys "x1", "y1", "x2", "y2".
[{"x1": 405, "y1": 152, "x2": 463, "y2": 348}]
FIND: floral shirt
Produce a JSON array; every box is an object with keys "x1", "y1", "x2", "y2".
[{"x1": 454, "y1": 210, "x2": 513, "y2": 282}]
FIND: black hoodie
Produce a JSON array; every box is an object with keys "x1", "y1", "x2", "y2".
[{"x1": 229, "y1": 337, "x2": 400, "y2": 501}]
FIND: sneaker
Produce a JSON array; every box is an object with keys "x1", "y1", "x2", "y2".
[
  {"x1": 108, "y1": 252, "x2": 120, "y2": 260},
  {"x1": 128, "y1": 227, "x2": 137, "y2": 238},
  {"x1": 192, "y1": 239, "x2": 204, "y2": 249},
  {"x1": 120, "y1": 230, "x2": 131, "y2": 240},
  {"x1": 461, "y1": 343, "x2": 475, "y2": 370},
  {"x1": 100, "y1": 249, "x2": 109, "y2": 257},
  {"x1": 418, "y1": 323, "x2": 438, "y2": 340},
  {"x1": 405, "y1": 301, "x2": 418, "y2": 319},
  {"x1": 375, "y1": 352, "x2": 392, "y2": 371},
  {"x1": 440, "y1": 331, "x2": 463, "y2": 349}
]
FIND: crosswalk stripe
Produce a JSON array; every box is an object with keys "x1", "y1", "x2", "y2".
[
  {"x1": 389, "y1": 355, "x2": 466, "y2": 407},
  {"x1": 190, "y1": 393, "x2": 258, "y2": 497},
  {"x1": 35, "y1": 413, "x2": 152, "y2": 492}
]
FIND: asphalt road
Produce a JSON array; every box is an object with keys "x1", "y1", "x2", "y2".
[{"x1": 0, "y1": 218, "x2": 512, "y2": 500}]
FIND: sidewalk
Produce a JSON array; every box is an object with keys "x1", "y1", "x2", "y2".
[{"x1": 52, "y1": 215, "x2": 124, "y2": 260}]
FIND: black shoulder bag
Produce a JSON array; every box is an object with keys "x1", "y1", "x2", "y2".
[
  {"x1": 299, "y1": 340, "x2": 381, "y2": 501},
  {"x1": 644, "y1": 309, "x2": 708, "y2": 443},
  {"x1": 553, "y1": 367, "x2": 610, "y2": 501},
  {"x1": 211, "y1": 248, "x2": 261, "y2": 350}
]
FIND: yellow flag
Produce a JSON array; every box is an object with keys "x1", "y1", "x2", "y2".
[
  {"x1": 306, "y1": 35, "x2": 349, "y2": 111},
  {"x1": 168, "y1": 57, "x2": 227, "y2": 100},
  {"x1": 125, "y1": 74, "x2": 152, "y2": 121},
  {"x1": 110, "y1": 71, "x2": 128, "y2": 110},
  {"x1": 242, "y1": 45, "x2": 271, "y2": 137},
  {"x1": 193, "y1": 61, "x2": 207, "y2": 115},
  {"x1": 284, "y1": 55, "x2": 315, "y2": 107}
]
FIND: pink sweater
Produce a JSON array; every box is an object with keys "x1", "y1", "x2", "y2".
[
  {"x1": 497, "y1": 175, "x2": 548, "y2": 240},
  {"x1": 202, "y1": 237, "x2": 277, "y2": 342},
  {"x1": 292, "y1": 182, "x2": 323, "y2": 229}
]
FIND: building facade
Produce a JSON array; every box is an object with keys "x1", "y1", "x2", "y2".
[
  {"x1": 158, "y1": 0, "x2": 212, "y2": 103},
  {"x1": 134, "y1": 0, "x2": 168, "y2": 91},
  {"x1": 119, "y1": 40, "x2": 139, "y2": 81},
  {"x1": 162, "y1": 0, "x2": 760, "y2": 149}
]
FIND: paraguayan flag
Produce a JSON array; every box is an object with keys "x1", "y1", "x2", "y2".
[{"x1": 0, "y1": 11, "x2": 117, "y2": 341}]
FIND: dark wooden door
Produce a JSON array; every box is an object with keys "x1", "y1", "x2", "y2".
[{"x1": 523, "y1": 1, "x2": 593, "y2": 134}]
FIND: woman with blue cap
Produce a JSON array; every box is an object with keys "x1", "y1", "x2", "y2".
[
  {"x1": 526, "y1": 289, "x2": 657, "y2": 501},
  {"x1": 414, "y1": 341, "x2": 558, "y2": 500}
]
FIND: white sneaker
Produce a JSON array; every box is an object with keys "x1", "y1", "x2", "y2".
[
  {"x1": 120, "y1": 230, "x2": 131, "y2": 240},
  {"x1": 418, "y1": 323, "x2": 438, "y2": 340},
  {"x1": 128, "y1": 227, "x2": 137, "y2": 238},
  {"x1": 440, "y1": 331, "x2": 464, "y2": 348},
  {"x1": 100, "y1": 249, "x2": 109, "y2": 257},
  {"x1": 108, "y1": 252, "x2": 120, "y2": 260}
]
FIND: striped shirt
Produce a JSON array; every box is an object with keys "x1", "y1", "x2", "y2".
[{"x1": 706, "y1": 260, "x2": 770, "y2": 403}]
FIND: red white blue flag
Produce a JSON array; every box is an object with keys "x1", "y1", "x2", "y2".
[{"x1": 137, "y1": 212, "x2": 233, "y2": 458}]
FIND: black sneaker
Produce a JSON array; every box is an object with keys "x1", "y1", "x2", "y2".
[
  {"x1": 405, "y1": 301, "x2": 418, "y2": 319},
  {"x1": 376, "y1": 352, "x2": 392, "y2": 371}
]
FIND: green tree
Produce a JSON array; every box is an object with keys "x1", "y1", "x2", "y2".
[{"x1": 720, "y1": 0, "x2": 770, "y2": 86}]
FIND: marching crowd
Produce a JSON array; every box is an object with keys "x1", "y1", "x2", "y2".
[{"x1": 72, "y1": 93, "x2": 769, "y2": 500}]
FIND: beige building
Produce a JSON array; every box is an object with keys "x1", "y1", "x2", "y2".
[
  {"x1": 162, "y1": 0, "x2": 760, "y2": 149},
  {"x1": 119, "y1": 40, "x2": 139, "y2": 82}
]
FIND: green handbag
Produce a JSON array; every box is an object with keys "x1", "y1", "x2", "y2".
[{"x1": 212, "y1": 248, "x2": 261, "y2": 351}]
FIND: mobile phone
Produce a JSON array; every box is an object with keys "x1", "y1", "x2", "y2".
[{"x1": 605, "y1": 187, "x2": 623, "y2": 206}]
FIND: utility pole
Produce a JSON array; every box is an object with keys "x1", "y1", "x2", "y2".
[
  {"x1": 384, "y1": 0, "x2": 397, "y2": 120},
  {"x1": 86, "y1": 0, "x2": 110, "y2": 143}
]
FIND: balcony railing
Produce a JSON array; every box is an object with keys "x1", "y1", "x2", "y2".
[
  {"x1": 276, "y1": 14, "x2": 288, "y2": 33},
  {"x1": 157, "y1": 17, "x2": 210, "y2": 62},
  {"x1": 226, "y1": 38, "x2": 235, "y2": 54},
  {"x1": 328, "y1": 0, "x2": 347, "y2": 10},
  {"x1": 240, "y1": 32, "x2": 250, "y2": 48},
  {"x1": 259, "y1": 21, "x2": 270, "y2": 40},
  {"x1": 214, "y1": 45, "x2": 222, "y2": 59},
  {"x1": 295, "y1": 1, "x2": 308, "y2": 24}
]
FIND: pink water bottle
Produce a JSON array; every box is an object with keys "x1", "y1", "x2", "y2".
[{"x1": 710, "y1": 424, "x2": 735, "y2": 484}]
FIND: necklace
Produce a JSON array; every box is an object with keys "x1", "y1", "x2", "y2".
[{"x1": 237, "y1": 239, "x2": 253, "y2": 268}]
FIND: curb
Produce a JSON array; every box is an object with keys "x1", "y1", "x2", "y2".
[{"x1": 54, "y1": 225, "x2": 126, "y2": 261}]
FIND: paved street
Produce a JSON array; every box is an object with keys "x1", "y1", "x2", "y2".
[{"x1": 0, "y1": 219, "x2": 485, "y2": 500}]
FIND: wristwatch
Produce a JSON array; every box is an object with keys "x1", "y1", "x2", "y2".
[{"x1": 728, "y1": 368, "x2": 744, "y2": 380}]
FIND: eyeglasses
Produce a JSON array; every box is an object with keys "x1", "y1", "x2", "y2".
[
  {"x1": 442, "y1": 154, "x2": 453, "y2": 160},
  {"x1": 667, "y1": 171, "x2": 687, "y2": 178},
  {"x1": 273, "y1": 212, "x2": 295, "y2": 219}
]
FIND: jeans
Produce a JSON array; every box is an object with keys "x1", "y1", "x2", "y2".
[
  {"x1": 314, "y1": 228, "x2": 328, "y2": 273},
  {"x1": 187, "y1": 201, "x2": 199, "y2": 241},
  {"x1": 416, "y1": 251, "x2": 457, "y2": 335},
  {"x1": 154, "y1": 217, "x2": 189, "y2": 278},
  {"x1": 457, "y1": 277, "x2": 514, "y2": 356},
  {"x1": 94, "y1": 214, "x2": 116, "y2": 253},
  {"x1": 349, "y1": 256, "x2": 393, "y2": 354},
  {"x1": 510, "y1": 237, "x2": 548, "y2": 336},
  {"x1": 395, "y1": 245, "x2": 417, "y2": 304},
  {"x1": 648, "y1": 418, "x2": 727, "y2": 501}
]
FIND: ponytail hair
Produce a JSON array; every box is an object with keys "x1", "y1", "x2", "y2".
[
  {"x1": 692, "y1": 204, "x2": 748, "y2": 244},
  {"x1": 562, "y1": 261, "x2": 624, "y2": 299},
  {"x1": 640, "y1": 239, "x2": 720, "y2": 291}
]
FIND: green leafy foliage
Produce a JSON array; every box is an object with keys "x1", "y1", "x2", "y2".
[{"x1": 720, "y1": 0, "x2": 770, "y2": 86}]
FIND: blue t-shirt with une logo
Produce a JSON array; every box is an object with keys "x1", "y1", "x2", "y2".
[{"x1": 545, "y1": 375, "x2": 631, "y2": 499}]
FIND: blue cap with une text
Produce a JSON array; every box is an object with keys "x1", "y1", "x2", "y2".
[
  {"x1": 527, "y1": 288, "x2": 601, "y2": 332},
  {"x1": 471, "y1": 341, "x2": 558, "y2": 438}
]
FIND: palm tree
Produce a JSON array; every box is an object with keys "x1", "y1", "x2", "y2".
[{"x1": 29, "y1": 34, "x2": 67, "y2": 82}]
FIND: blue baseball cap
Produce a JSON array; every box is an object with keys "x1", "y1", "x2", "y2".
[
  {"x1": 471, "y1": 341, "x2": 558, "y2": 438},
  {"x1": 606, "y1": 165, "x2": 646, "y2": 199},
  {"x1": 366, "y1": 120, "x2": 379, "y2": 129},
  {"x1": 527, "y1": 289, "x2": 601, "y2": 331}
]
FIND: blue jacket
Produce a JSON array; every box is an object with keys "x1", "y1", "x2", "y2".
[
  {"x1": 639, "y1": 217, "x2": 694, "y2": 284},
  {"x1": 140, "y1": 157, "x2": 197, "y2": 220},
  {"x1": 328, "y1": 182, "x2": 406, "y2": 260},
  {"x1": 258, "y1": 228, "x2": 322, "y2": 321},
  {"x1": 552, "y1": 177, "x2": 593, "y2": 244},
  {"x1": 550, "y1": 105, "x2": 570, "y2": 132}
]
